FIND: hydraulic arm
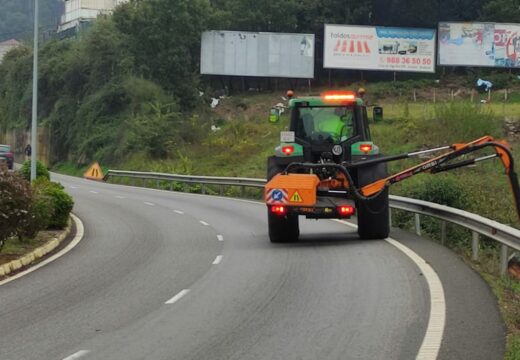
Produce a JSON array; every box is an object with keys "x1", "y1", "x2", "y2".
[{"x1": 284, "y1": 136, "x2": 520, "y2": 220}]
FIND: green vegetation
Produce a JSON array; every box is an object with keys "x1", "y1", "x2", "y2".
[
  {"x1": 19, "y1": 160, "x2": 50, "y2": 181},
  {"x1": 0, "y1": 164, "x2": 73, "y2": 252},
  {"x1": 32, "y1": 178, "x2": 74, "y2": 228},
  {"x1": 1, "y1": 0, "x2": 519, "y2": 168}
]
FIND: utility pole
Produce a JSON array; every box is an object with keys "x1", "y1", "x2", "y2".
[{"x1": 30, "y1": 0, "x2": 39, "y2": 181}]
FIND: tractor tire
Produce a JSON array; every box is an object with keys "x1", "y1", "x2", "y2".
[
  {"x1": 356, "y1": 161, "x2": 390, "y2": 240},
  {"x1": 267, "y1": 156, "x2": 284, "y2": 180},
  {"x1": 356, "y1": 188, "x2": 390, "y2": 239},
  {"x1": 268, "y1": 210, "x2": 300, "y2": 243},
  {"x1": 266, "y1": 156, "x2": 299, "y2": 243}
]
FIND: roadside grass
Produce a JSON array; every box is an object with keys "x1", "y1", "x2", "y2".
[
  {"x1": 0, "y1": 231, "x2": 57, "y2": 266},
  {"x1": 458, "y1": 247, "x2": 520, "y2": 360}
]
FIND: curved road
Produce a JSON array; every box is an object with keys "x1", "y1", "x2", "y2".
[{"x1": 0, "y1": 173, "x2": 505, "y2": 359}]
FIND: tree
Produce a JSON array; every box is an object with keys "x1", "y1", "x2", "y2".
[{"x1": 480, "y1": 0, "x2": 520, "y2": 22}]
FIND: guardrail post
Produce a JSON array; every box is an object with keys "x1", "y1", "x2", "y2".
[
  {"x1": 472, "y1": 232, "x2": 480, "y2": 261},
  {"x1": 170, "y1": 181, "x2": 174, "y2": 191},
  {"x1": 201, "y1": 184, "x2": 206, "y2": 195},
  {"x1": 389, "y1": 207, "x2": 392, "y2": 227},
  {"x1": 156, "y1": 180, "x2": 160, "y2": 189},
  {"x1": 440, "y1": 220, "x2": 446, "y2": 245},
  {"x1": 240, "y1": 186, "x2": 245, "y2": 198},
  {"x1": 220, "y1": 185, "x2": 224, "y2": 196},
  {"x1": 500, "y1": 244, "x2": 509, "y2": 276},
  {"x1": 415, "y1": 214, "x2": 421, "y2": 236},
  {"x1": 183, "y1": 183, "x2": 188, "y2": 193}
]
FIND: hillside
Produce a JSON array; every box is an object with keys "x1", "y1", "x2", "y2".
[{"x1": 0, "y1": 0, "x2": 63, "y2": 42}]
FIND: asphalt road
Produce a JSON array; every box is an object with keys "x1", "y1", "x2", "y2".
[{"x1": 0, "y1": 173, "x2": 505, "y2": 359}]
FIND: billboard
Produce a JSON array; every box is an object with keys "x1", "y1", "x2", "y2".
[
  {"x1": 438, "y1": 22, "x2": 520, "y2": 68},
  {"x1": 200, "y1": 31, "x2": 314, "y2": 78},
  {"x1": 324, "y1": 24, "x2": 436, "y2": 73}
]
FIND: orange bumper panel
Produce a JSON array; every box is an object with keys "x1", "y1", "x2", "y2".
[{"x1": 265, "y1": 174, "x2": 320, "y2": 206}]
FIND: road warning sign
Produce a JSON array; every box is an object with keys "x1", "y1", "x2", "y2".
[
  {"x1": 290, "y1": 191, "x2": 303, "y2": 203},
  {"x1": 84, "y1": 162, "x2": 104, "y2": 181}
]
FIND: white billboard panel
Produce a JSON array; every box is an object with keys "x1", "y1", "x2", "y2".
[
  {"x1": 324, "y1": 24, "x2": 436, "y2": 73},
  {"x1": 200, "y1": 31, "x2": 314, "y2": 78},
  {"x1": 439, "y1": 22, "x2": 520, "y2": 68}
]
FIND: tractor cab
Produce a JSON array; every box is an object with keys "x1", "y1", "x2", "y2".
[{"x1": 287, "y1": 91, "x2": 373, "y2": 163}]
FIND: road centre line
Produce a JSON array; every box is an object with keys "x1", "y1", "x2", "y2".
[
  {"x1": 62, "y1": 349, "x2": 90, "y2": 360},
  {"x1": 144, "y1": 202, "x2": 155, "y2": 206},
  {"x1": 174, "y1": 210, "x2": 184, "y2": 215},
  {"x1": 212, "y1": 255, "x2": 223, "y2": 265},
  {"x1": 89, "y1": 190, "x2": 98, "y2": 194},
  {"x1": 336, "y1": 220, "x2": 445, "y2": 360},
  {"x1": 165, "y1": 289, "x2": 190, "y2": 305},
  {"x1": 217, "y1": 234, "x2": 224, "y2": 241},
  {"x1": 115, "y1": 195, "x2": 125, "y2": 199},
  {"x1": 200, "y1": 220, "x2": 209, "y2": 226}
]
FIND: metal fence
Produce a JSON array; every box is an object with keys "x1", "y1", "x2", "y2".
[{"x1": 105, "y1": 169, "x2": 520, "y2": 275}]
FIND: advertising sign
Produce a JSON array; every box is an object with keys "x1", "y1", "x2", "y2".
[
  {"x1": 201, "y1": 31, "x2": 314, "y2": 78},
  {"x1": 439, "y1": 22, "x2": 520, "y2": 68},
  {"x1": 324, "y1": 24, "x2": 436, "y2": 73}
]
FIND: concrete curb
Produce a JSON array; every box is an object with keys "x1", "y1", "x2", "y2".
[{"x1": 0, "y1": 217, "x2": 73, "y2": 278}]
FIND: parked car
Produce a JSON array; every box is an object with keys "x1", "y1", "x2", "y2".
[{"x1": 0, "y1": 144, "x2": 14, "y2": 170}]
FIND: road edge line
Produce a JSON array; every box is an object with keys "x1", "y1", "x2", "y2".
[
  {"x1": 337, "y1": 220, "x2": 446, "y2": 360},
  {"x1": 0, "y1": 213, "x2": 85, "y2": 286}
]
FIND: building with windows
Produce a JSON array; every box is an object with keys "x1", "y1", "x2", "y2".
[{"x1": 58, "y1": 0, "x2": 128, "y2": 33}]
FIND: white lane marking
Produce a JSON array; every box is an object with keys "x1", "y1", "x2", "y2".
[
  {"x1": 200, "y1": 220, "x2": 209, "y2": 226},
  {"x1": 165, "y1": 289, "x2": 190, "y2": 304},
  {"x1": 174, "y1": 210, "x2": 184, "y2": 215},
  {"x1": 388, "y1": 238, "x2": 445, "y2": 360},
  {"x1": 62, "y1": 350, "x2": 90, "y2": 360},
  {"x1": 212, "y1": 255, "x2": 223, "y2": 265},
  {"x1": 0, "y1": 214, "x2": 85, "y2": 286},
  {"x1": 89, "y1": 190, "x2": 98, "y2": 194},
  {"x1": 144, "y1": 202, "x2": 155, "y2": 206},
  {"x1": 217, "y1": 234, "x2": 224, "y2": 242},
  {"x1": 70, "y1": 186, "x2": 79, "y2": 189},
  {"x1": 115, "y1": 195, "x2": 125, "y2": 199},
  {"x1": 337, "y1": 220, "x2": 445, "y2": 360}
]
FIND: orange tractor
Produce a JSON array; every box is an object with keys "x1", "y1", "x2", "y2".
[{"x1": 265, "y1": 90, "x2": 520, "y2": 243}]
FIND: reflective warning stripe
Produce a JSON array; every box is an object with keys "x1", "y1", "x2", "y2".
[{"x1": 265, "y1": 188, "x2": 288, "y2": 204}]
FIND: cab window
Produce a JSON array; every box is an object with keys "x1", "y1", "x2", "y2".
[{"x1": 296, "y1": 106, "x2": 355, "y2": 144}]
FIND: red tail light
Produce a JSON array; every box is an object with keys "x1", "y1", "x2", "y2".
[
  {"x1": 271, "y1": 205, "x2": 286, "y2": 215},
  {"x1": 282, "y1": 145, "x2": 294, "y2": 155},
  {"x1": 359, "y1": 144, "x2": 373, "y2": 154},
  {"x1": 337, "y1": 206, "x2": 355, "y2": 217}
]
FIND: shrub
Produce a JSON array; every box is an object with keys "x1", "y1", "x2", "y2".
[
  {"x1": 0, "y1": 170, "x2": 32, "y2": 247},
  {"x1": 400, "y1": 174, "x2": 469, "y2": 209},
  {"x1": 32, "y1": 178, "x2": 74, "y2": 229},
  {"x1": 33, "y1": 195, "x2": 55, "y2": 233},
  {"x1": 393, "y1": 174, "x2": 471, "y2": 248},
  {"x1": 19, "y1": 160, "x2": 50, "y2": 181}
]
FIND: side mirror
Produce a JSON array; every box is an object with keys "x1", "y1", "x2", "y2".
[
  {"x1": 372, "y1": 106, "x2": 383, "y2": 122},
  {"x1": 269, "y1": 107, "x2": 280, "y2": 123}
]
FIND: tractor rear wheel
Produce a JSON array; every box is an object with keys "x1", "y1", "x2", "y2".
[
  {"x1": 266, "y1": 156, "x2": 299, "y2": 243},
  {"x1": 268, "y1": 210, "x2": 299, "y2": 243},
  {"x1": 356, "y1": 162, "x2": 390, "y2": 240},
  {"x1": 356, "y1": 188, "x2": 390, "y2": 239}
]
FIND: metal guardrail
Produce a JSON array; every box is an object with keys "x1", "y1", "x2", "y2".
[{"x1": 105, "y1": 169, "x2": 520, "y2": 275}]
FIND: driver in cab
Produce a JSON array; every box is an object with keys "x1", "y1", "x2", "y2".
[{"x1": 315, "y1": 107, "x2": 352, "y2": 143}]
